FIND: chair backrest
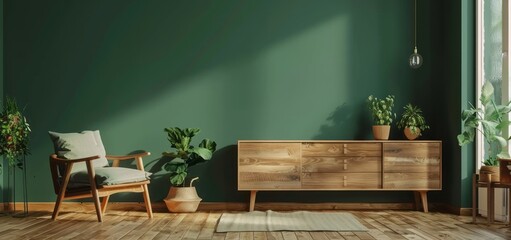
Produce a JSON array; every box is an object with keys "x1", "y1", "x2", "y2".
[{"x1": 48, "y1": 130, "x2": 109, "y2": 174}]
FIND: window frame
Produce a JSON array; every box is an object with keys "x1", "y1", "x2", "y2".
[{"x1": 475, "y1": 0, "x2": 510, "y2": 170}]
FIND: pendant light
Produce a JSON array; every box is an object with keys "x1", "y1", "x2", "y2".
[{"x1": 409, "y1": 0, "x2": 423, "y2": 69}]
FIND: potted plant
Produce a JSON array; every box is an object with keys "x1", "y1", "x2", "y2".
[
  {"x1": 0, "y1": 97, "x2": 31, "y2": 215},
  {"x1": 397, "y1": 104, "x2": 430, "y2": 140},
  {"x1": 458, "y1": 81, "x2": 511, "y2": 182},
  {"x1": 367, "y1": 95, "x2": 396, "y2": 140},
  {"x1": 0, "y1": 97, "x2": 31, "y2": 172},
  {"x1": 162, "y1": 127, "x2": 216, "y2": 213}
]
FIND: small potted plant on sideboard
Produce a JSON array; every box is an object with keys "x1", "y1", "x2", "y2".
[
  {"x1": 367, "y1": 95, "x2": 396, "y2": 140},
  {"x1": 397, "y1": 103, "x2": 429, "y2": 140},
  {"x1": 162, "y1": 127, "x2": 216, "y2": 213}
]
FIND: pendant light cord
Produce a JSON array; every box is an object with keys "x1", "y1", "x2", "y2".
[{"x1": 414, "y1": 0, "x2": 417, "y2": 48}]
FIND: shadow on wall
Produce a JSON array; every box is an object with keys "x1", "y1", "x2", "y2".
[
  {"x1": 5, "y1": 0, "x2": 419, "y2": 202},
  {"x1": 314, "y1": 102, "x2": 371, "y2": 140},
  {"x1": 197, "y1": 145, "x2": 246, "y2": 202}
]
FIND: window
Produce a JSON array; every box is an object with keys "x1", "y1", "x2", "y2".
[{"x1": 476, "y1": 0, "x2": 508, "y2": 169}]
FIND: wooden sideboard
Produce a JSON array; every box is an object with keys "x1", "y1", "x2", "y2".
[{"x1": 238, "y1": 140, "x2": 442, "y2": 212}]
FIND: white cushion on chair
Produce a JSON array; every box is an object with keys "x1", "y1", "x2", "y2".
[{"x1": 48, "y1": 130, "x2": 109, "y2": 173}]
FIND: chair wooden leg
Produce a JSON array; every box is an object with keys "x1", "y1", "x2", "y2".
[
  {"x1": 52, "y1": 162, "x2": 74, "y2": 221},
  {"x1": 142, "y1": 184, "x2": 153, "y2": 218},
  {"x1": 86, "y1": 161, "x2": 102, "y2": 222},
  {"x1": 101, "y1": 195, "x2": 110, "y2": 214},
  {"x1": 52, "y1": 190, "x2": 66, "y2": 220},
  {"x1": 91, "y1": 190, "x2": 102, "y2": 222}
]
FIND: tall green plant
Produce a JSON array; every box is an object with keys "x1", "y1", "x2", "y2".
[
  {"x1": 162, "y1": 127, "x2": 216, "y2": 186},
  {"x1": 397, "y1": 104, "x2": 430, "y2": 135},
  {"x1": 367, "y1": 95, "x2": 396, "y2": 125},
  {"x1": 458, "y1": 81, "x2": 511, "y2": 166},
  {"x1": 0, "y1": 97, "x2": 31, "y2": 172}
]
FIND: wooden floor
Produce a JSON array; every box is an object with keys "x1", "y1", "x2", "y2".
[{"x1": 0, "y1": 210, "x2": 510, "y2": 240}]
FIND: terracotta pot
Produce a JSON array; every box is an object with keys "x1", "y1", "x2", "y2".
[
  {"x1": 164, "y1": 187, "x2": 202, "y2": 213},
  {"x1": 404, "y1": 127, "x2": 421, "y2": 140},
  {"x1": 372, "y1": 125, "x2": 391, "y2": 140},
  {"x1": 480, "y1": 165, "x2": 500, "y2": 182}
]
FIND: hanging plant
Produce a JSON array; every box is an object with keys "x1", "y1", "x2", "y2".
[{"x1": 0, "y1": 97, "x2": 31, "y2": 170}]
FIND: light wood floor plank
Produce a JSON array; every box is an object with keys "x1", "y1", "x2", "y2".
[
  {"x1": 322, "y1": 232, "x2": 344, "y2": 240},
  {"x1": 0, "y1": 210, "x2": 510, "y2": 240},
  {"x1": 266, "y1": 232, "x2": 284, "y2": 240},
  {"x1": 197, "y1": 213, "x2": 222, "y2": 240},
  {"x1": 281, "y1": 232, "x2": 298, "y2": 240},
  {"x1": 240, "y1": 232, "x2": 254, "y2": 240},
  {"x1": 254, "y1": 232, "x2": 268, "y2": 240},
  {"x1": 182, "y1": 212, "x2": 209, "y2": 240},
  {"x1": 295, "y1": 232, "x2": 313, "y2": 240},
  {"x1": 152, "y1": 213, "x2": 187, "y2": 240},
  {"x1": 225, "y1": 232, "x2": 240, "y2": 240},
  {"x1": 309, "y1": 232, "x2": 329, "y2": 240},
  {"x1": 166, "y1": 213, "x2": 198, "y2": 240}
]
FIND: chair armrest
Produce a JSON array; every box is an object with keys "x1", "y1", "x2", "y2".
[
  {"x1": 49, "y1": 154, "x2": 101, "y2": 195},
  {"x1": 106, "y1": 151, "x2": 151, "y2": 161},
  {"x1": 106, "y1": 151, "x2": 150, "y2": 170},
  {"x1": 50, "y1": 154, "x2": 101, "y2": 163}
]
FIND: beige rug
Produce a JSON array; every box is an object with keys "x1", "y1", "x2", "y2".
[{"x1": 216, "y1": 210, "x2": 368, "y2": 232}]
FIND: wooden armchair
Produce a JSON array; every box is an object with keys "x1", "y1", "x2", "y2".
[{"x1": 48, "y1": 130, "x2": 153, "y2": 222}]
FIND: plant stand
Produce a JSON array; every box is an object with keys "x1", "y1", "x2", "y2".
[
  {"x1": 6, "y1": 155, "x2": 28, "y2": 217},
  {"x1": 472, "y1": 173, "x2": 511, "y2": 224}
]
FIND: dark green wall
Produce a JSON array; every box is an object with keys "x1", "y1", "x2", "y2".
[
  {"x1": 460, "y1": 0, "x2": 476, "y2": 209},
  {"x1": 0, "y1": 0, "x2": 3, "y2": 200},
  {"x1": 3, "y1": 0, "x2": 475, "y2": 207}
]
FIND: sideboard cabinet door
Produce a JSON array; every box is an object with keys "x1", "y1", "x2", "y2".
[
  {"x1": 238, "y1": 142, "x2": 301, "y2": 190},
  {"x1": 383, "y1": 142, "x2": 441, "y2": 189}
]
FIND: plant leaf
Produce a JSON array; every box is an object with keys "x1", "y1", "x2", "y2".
[
  {"x1": 190, "y1": 147, "x2": 213, "y2": 160},
  {"x1": 199, "y1": 139, "x2": 217, "y2": 152},
  {"x1": 170, "y1": 172, "x2": 187, "y2": 186},
  {"x1": 480, "y1": 81, "x2": 494, "y2": 106}
]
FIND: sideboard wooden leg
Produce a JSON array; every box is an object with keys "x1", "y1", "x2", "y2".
[
  {"x1": 413, "y1": 191, "x2": 421, "y2": 211},
  {"x1": 418, "y1": 191, "x2": 428, "y2": 213},
  {"x1": 249, "y1": 191, "x2": 257, "y2": 212}
]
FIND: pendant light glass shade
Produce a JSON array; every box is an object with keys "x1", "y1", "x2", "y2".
[
  {"x1": 409, "y1": 0, "x2": 422, "y2": 69},
  {"x1": 409, "y1": 47, "x2": 423, "y2": 68}
]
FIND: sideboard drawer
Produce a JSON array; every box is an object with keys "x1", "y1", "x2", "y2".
[
  {"x1": 302, "y1": 172, "x2": 381, "y2": 189},
  {"x1": 239, "y1": 142, "x2": 300, "y2": 160},
  {"x1": 384, "y1": 142, "x2": 440, "y2": 158},
  {"x1": 383, "y1": 172, "x2": 440, "y2": 189},
  {"x1": 302, "y1": 143, "x2": 381, "y2": 157},
  {"x1": 239, "y1": 170, "x2": 301, "y2": 189},
  {"x1": 383, "y1": 157, "x2": 440, "y2": 173},
  {"x1": 302, "y1": 156, "x2": 381, "y2": 173}
]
